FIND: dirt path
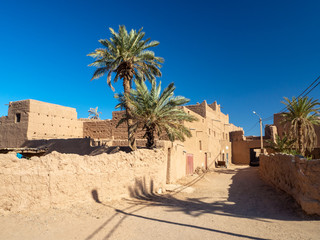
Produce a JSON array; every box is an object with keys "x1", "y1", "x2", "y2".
[{"x1": 1, "y1": 165, "x2": 319, "y2": 240}]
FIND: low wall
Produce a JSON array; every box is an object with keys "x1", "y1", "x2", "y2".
[
  {"x1": 0, "y1": 149, "x2": 166, "y2": 214},
  {"x1": 260, "y1": 154, "x2": 320, "y2": 215}
]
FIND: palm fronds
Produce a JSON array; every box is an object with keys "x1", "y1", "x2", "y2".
[
  {"x1": 115, "y1": 79, "x2": 198, "y2": 148},
  {"x1": 281, "y1": 96, "x2": 320, "y2": 156},
  {"x1": 88, "y1": 107, "x2": 101, "y2": 120}
]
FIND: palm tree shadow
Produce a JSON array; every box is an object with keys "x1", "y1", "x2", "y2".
[
  {"x1": 126, "y1": 168, "x2": 318, "y2": 221},
  {"x1": 86, "y1": 168, "x2": 319, "y2": 240}
]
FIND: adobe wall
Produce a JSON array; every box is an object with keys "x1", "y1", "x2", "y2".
[
  {"x1": 27, "y1": 100, "x2": 83, "y2": 139},
  {"x1": 0, "y1": 100, "x2": 83, "y2": 148},
  {"x1": 230, "y1": 130, "x2": 268, "y2": 164},
  {"x1": 83, "y1": 111, "x2": 147, "y2": 140},
  {"x1": 0, "y1": 149, "x2": 167, "y2": 214},
  {"x1": 182, "y1": 101, "x2": 242, "y2": 170},
  {"x1": 0, "y1": 100, "x2": 30, "y2": 147},
  {"x1": 260, "y1": 154, "x2": 320, "y2": 215}
]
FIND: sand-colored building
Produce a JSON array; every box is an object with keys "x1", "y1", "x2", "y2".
[
  {"x1": 230, "y1": 112, "x2": 320, "y2": 164},
  {"x1": 0, "y1": 100, "x2": 83, "y2": 148},
  {"x1": 0, "y1": 99, "x2": 242, "y2": 182}
]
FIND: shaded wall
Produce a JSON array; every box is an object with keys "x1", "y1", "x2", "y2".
[
  {"x1": 260, "y1": 154, "x2": 320, "y2": 215},
  {"x1": 0, "y1": 100, "x2": 30, "y2": 147},
  {"x1": 230, "y1": 131, "x2": 268, "y2": 164}
]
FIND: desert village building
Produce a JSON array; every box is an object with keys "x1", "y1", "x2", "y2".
[
  {"x1": 1, "y1": 99, "x2": 320, "y2": 181},
  {"x1": 0, "y1": 99, "x2": 242, "y2": 182}
]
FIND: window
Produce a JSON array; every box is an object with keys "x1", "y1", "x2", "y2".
[
  {"x1": 199, "y1": 140, "x2": 202, "y2": 150},
  {"x1": 15, "y1": 113, "x2": 21, "y2": 123},
  {"x1": 209, "y1": 129, "x2": 211, "y2": 135}
]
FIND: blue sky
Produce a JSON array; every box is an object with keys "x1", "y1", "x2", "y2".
[{"x1": 0, "y1": 0, "x2": 319, "y2": 136}]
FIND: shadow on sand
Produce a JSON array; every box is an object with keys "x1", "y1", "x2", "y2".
[{"x1": 85, "y1": 167, "x2": 319, "y2": 240}]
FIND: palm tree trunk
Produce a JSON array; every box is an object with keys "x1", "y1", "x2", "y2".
[
  {"x1": 298, "y1": 120, "x2": 304, "y2": 156},
  {"x1": 146, "y1": 126, "x2": 155, "y2": 149},
  {"x1": 123, "y1": 78, "x2": 136, "y2": 151}
]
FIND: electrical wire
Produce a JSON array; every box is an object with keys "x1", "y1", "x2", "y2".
[
  {"x1": 245, "y1": 121, "x2": 259, "y2": 134},
  {"x1": 262, "y1": 75, "x2": 320, "y2": 121}
]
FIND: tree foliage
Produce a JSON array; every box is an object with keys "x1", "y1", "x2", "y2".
[
  {"x1": 88, "y1": 25, "x2": 164, "y2": 150},
  {"x1": 266, "y1": 134, "x2": 296, "y2": 154},
  {"x1": 281, "y1": 96, "x2": 320, "y2": 156},
  {"x1": 115, "y1": 79, "x2": 198, "y2": 149},
  {"x1": 88, "y1": 25, "x2": 164, "y2": 91},
  {"x1": 88, "y1": 107, "x2": 101, "y2": 120}
]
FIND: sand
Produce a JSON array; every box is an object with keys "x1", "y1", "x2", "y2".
[{"x1": 0, "y1": 165, "x2": 319, "y2": 240}]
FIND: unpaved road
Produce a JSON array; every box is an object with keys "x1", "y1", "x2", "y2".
[{"x1": 1, "y1": 165, "x2": 319, "y2": 240}]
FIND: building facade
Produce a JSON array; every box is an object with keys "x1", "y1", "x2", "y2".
[{"x1": 0, "y1": 99, "x2": 242, "y2": 182}]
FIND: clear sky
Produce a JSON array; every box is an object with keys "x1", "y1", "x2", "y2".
[{"x1": 0, "y1": 0, "x2": 319, "y2": 136}]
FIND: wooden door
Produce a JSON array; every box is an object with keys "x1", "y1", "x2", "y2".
[{"x1": 186, "y1": 154, "x2": 194, "y2": 175}]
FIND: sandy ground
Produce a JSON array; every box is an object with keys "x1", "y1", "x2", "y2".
[{"x1": 1, "y1": 165, "x2": 319, "y2": 240}]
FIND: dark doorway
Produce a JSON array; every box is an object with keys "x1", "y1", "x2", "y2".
[{"x1": 250, "y1": 148, "x2": 260, "y2": 166}]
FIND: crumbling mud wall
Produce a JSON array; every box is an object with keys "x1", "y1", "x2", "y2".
[
  {"x1": 0, "y1": 149, "x2": 166, "y2": 214},
  {"x1": 260, "y1": 154, "x2": 320, "y2": 215}
]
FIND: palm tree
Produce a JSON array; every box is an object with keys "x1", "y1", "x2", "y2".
[
  {"x1": 115, "y1": 79, "x2": 198, "y2": 149},
  {"x1": 88, "y1": 107, "x2": 101, "y2": 120},
  {"x1": 266, "y1": 134, "x2": 296, "y2": 154},
  {"x1": 88, "y1": 25, "x2": 164, "y2": 150},
  {"x1": 281, "y1": 96, "x2": 320, "y2": 156}
]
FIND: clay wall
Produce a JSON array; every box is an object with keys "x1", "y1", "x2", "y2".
[
  {"x1": 231, "y1": 130, "x2": 269, "y2": 164},
  {"x1": 83, "y1": 120, "x2": 113, "y2": 139},
  {"x1": 0, "y1": 100, "x2": 83, "y2": 148},
  {"x1": 83, "y1": 111, "x2": 147, "y2": 140},
  {"x1": 182, "y1": 101, "x2": 242, "y2": 171},
  {"x1": 260, "y1": 154, "x2": 320, "y2": 215},
  {"x1": 0, "y1": 149, "x2": 167, "y2": 214},
  {"x1": 27, "y1": 100, "x2": 83, "y2": 139},
  {"x1": 0, "y1": 100, "x2": 30, "y2": 147}
]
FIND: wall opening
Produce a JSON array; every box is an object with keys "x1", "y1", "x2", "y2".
[{"x1": 15, "y1": 113, "x2": 21, "y2": 123}]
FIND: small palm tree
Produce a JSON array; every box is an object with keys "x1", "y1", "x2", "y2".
[
  {"x1": 115, "y1": 79, "x2": 198, "y2": 149},
  {"x1": 88, "y1": 25, "x2": 164, "y2": 150},
  {"x1": 266, "y1": 134, "x2": 296, "y2": 154},
  {"x1": 88, "y1": 107, "x2": 101, "y2": 120},
  {"x1": 281, "y1": 96, "x2": 320, "y2": 156}
]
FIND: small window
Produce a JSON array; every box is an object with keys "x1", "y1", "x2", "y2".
[
  {"x1": 209, "y1": 129, "x2": 211, "y2": 135},
  {"x1": 15, "y1": 113, "x2": 21, "y2": 123},
  {"x1": 199, "y1": 140, "x2": 202, "y2": 150}
]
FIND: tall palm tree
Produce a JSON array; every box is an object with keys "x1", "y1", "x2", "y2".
[
  {"x1": 281, "y1": 96, "x2": 320, "y2": 156},
  {"x1": 115, "y1": 79, "x2": 198, "y2": 149},
  {"x1": 88, "y1": 25, "x2": 164, "y2": 150},
  {"x1": 88, "y1": 107, "x2": 101, "y2": 120}
]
